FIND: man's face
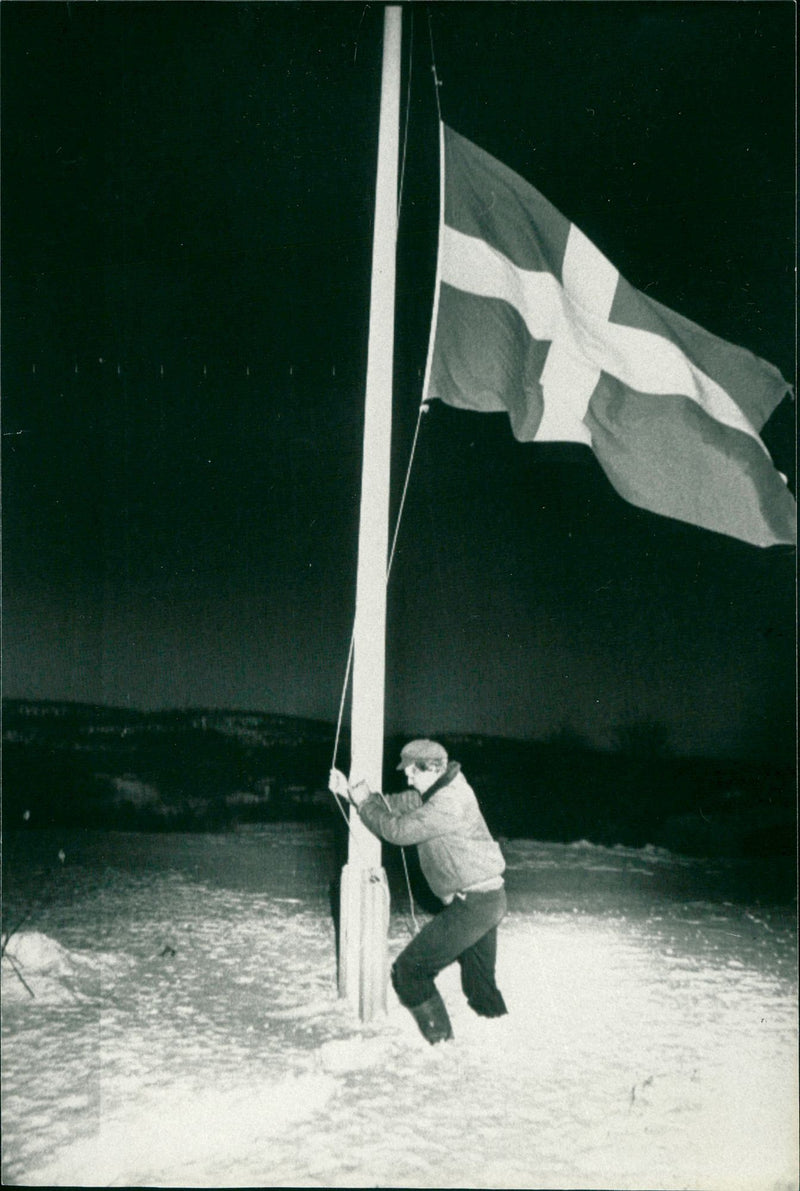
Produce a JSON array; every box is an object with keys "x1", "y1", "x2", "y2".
[{"x1": 404, "y1": 764, "x2": 440, "y2": 794}]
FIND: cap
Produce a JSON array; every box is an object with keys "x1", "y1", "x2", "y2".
[{"x1": 396, "y1": 739, "x2": 448, "y2": 771}]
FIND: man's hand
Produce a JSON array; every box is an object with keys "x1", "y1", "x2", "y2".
[
  {"x1": 348, "y1": 779, "x2": 371, "y2": 808},
  {"x1": 328, "y1": 768, "x2": 350, "y2": 799},
  {"x1": 328, "y1": 769, "x2": 372, "y2": 808}
]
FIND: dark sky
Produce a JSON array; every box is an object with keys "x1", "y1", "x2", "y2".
[{"x1": 2, "y1": 2, "x2": 796, "y2": 761}]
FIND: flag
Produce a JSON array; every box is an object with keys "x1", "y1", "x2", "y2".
[{"x1": 423, "y1": 124, "x2": 796, "y2": 548}]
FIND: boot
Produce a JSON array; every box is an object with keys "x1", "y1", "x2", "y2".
[
  {"x1": 407, "y1": 990, "x2": 453, "y2": 1045},
  {"x1": 468, "y1": 987, "x2": 508, "y2": 1018}
]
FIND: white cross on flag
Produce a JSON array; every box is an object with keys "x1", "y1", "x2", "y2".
[{"x1": 423, "y1": 125, "x2": 796, "y2": 548}]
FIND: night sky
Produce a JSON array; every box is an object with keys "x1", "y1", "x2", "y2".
[{"x1": 2, "y1": 2, "x2": 795, "y2": 762}]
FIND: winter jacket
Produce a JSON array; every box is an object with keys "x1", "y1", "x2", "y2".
[{"x1": 357, "y1": 762, "x2": 505, "y2": 903}]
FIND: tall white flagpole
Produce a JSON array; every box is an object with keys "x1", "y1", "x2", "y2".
[{"x1": 338, "y1": 4, "x2": 402, "y2": 1021}]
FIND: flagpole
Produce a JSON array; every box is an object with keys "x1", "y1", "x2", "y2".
[{"x1": 338, "y1": 4, "x2": 402, "y2": 1021}]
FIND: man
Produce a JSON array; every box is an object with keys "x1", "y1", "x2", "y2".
[{"x1": 329, "y1": 739, "x2": 508, "y2": 1045}]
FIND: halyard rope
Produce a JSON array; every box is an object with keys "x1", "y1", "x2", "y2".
[
  {"x1": 426, "y1": 10, "x2": 443, "y2": 124},
  {"x1": 396, "y1": 6, "x2": 414, "y2": 223},
  {"x1": 329, "y1": 398, "x2": 428, "y2": 755}
]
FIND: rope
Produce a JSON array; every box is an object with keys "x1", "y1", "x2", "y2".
[
  {"x1": 332, "y1": 394, "x2": 430, "y2": 776},
  {"x1": 396, "y1": 7, "x2": 414, "y2": 221},
  {"x1": 387, "y1": 399, "x2": 430, "y2": 578},
  {"x1": 331, "y1": 628, "x2": 355, "y2": 773},
  {"x1": 426, "y1": 9, "x2": 443, "y2": 123},
  {"x1": 400, "y1": 847, "x2": 421, "y2": 934}
]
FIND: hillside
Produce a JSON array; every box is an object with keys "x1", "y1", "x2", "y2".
[
  {"x1": 2, "y1": 700, "x2": 795, "y2": 857},
  {"x1": 2, "y1": 700, "x2": 339, "y2": 830}
]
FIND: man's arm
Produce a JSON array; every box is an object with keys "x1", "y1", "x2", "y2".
[
  {"x1": 381, "y1": 789, "x2": 423, "y2": 814},
  {"x1": 358, "y1": 789, "x2": 453, "y2": 846},
  {"x1": 328, "y1": 768, "x2": 433, "y2": 842}
]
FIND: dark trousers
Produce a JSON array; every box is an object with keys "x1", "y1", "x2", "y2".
[{"x1": 391, "y1": 886, "x2": 508, "y2": 1017}]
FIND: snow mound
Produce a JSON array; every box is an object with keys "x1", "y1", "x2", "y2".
[
  {"x1": 3, "y1": 931, "x2": 77, "y2": 975},
  {"x1": 2, "y1": 931, "x2": 128, "y2": 1004}
]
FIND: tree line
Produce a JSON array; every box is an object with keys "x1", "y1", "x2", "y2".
[{"x1": 1, "y1": 702, "x2": 794, "y2": 858}]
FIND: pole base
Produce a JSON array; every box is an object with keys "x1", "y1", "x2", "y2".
[{"x1": 338, "y1": 863, "x2": 390, "y2": 1022}]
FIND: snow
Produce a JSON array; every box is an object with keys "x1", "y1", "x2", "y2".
[{"x1": 2, "y1": 827, "x2": 797, "y2": 1189}]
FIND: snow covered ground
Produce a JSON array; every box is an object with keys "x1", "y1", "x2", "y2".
[{"x1": 2, "y1": 826, "x2": 797, "y2": 1189}]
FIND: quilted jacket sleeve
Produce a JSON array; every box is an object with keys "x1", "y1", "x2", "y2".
[
  {"x1": 382, "y1": 789, "x2": 423, "y2": 815},
  {"x1": 359, "y1": 786, "x2": 456, "y2": 846}
]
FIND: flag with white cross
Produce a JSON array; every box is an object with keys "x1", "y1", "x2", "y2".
[{"x1": 423, "y1": 125, "x2": 796, "y2": 549}]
